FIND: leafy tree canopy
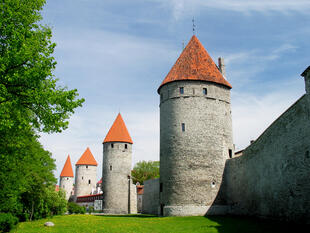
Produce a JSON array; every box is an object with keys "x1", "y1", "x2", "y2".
[{"x1": 131, "y1": 161, "x2": 159, "y2": 185}]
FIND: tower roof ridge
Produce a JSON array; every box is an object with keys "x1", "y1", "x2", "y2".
[
  {"x1": 103, "y1": 113, "x2": 133, "y2": 144},
  {"x1": 76, "y1": 147, "x2": 98, "y2": 166},
  {"x1": 60, "y1": 155, "x2": 74, "y2": 177},
  {"x1": 158, "y1": 35, "x2": 232, "y2": 92}
]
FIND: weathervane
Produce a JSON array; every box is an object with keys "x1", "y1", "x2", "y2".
[{"x1": 192, "y1": 17, "x2": 196, "y2": 35}]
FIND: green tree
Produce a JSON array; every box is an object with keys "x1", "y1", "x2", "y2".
[
  {"x1": 131, "y1": 161, "x2": 160, "y2": 185},
  {"x1": 0, "y1": 0, "x2": 84, "y2": 222}
]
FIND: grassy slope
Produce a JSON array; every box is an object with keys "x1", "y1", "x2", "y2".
[{"x1": 10, "y1": 214, "x2": 300, "y2": 233}]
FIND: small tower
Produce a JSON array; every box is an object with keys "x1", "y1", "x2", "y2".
[
  {"x1": 59, "y1": 155, "x2": 74, "y2": 200},
  {"x1": 158, "y1": 35, "x2": 234, "y2": 216},
  {"x1": 301, "y1": 66, "x2": 310, "y2": 95},
  {"x1": 74, "y1": 147, "x2": 98, "y2": 197},
  {"x1": 102, "y1": 113, "x2": 136, "y2": 214}
]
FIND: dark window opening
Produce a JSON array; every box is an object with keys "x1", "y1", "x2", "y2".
[
  {"x1": 160, "y1": 204, "x2": 164, "y2": 216},
  {"x1": 306, "y1": 151, "x2": 309, "y2": 158},
  {"x1": 180, "y1": 87, "x2": 184, "y2": 94},
  {"x1": 125, "y1": 144, "x2": 128, "y2": 149},
  {"x1": 86, "y1": 165, "x2": 88, "y2": 169},
  {"x1": 110, "y1": 165, "x2": 112, "y2": 171},
  {"x1": 181, "y1": 123, "x2": 185, "y2": 132},
  {"x1": 111, "y1": 143, "x2": 114, "y2": 148},
  {"x1": 203, "y1": 88, "x2": 207, "y2": 95},
  {"x1": 67, "y1": 177, "x2": 69, "y2": 180},
  {"x1": 82, "y1": 176, "x2": 83, "y2": 180},
  {"x1": 160, "y1": 183, "x2": 163, "y2": 192},
  {"x1": 88, "y1": 180, "x2": 91, "y2": 184},
  {"x1": 229, "y1": 149, "x2": 232, "y2": 158}
]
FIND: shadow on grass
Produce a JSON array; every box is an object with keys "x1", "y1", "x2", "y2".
[
  {"x1": 95, "y1": 214, "x2": 158, "y2": 218},
  {"x1": 205, "y1": 215, "x2": 306, "y2": 233}
]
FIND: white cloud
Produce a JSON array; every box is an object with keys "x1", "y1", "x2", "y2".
[{"x1": 153, "y1": 0, "x2": 310, "y2": 20}]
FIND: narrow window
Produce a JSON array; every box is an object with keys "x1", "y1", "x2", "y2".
[
  {"x1": 160, "y1": 204, "x2": 164, "y2": 216},
  {"x1": 179, "y1": 87, "x2": 184, "y2": 94},
  {"x1": 86, "y1": 165, "x2": 88, "y2": 169},
  {"x1": 111, "y1": 143, "x2": 114, "y2": 148},
  {"x1": 203, "y1": 88, "x2": 207, "y2": 95},
  {"x1": 88, "y1": 179, "x2": 91, "y2": 184},
  {"x1": 181, "y1": 123, "x2": 185, "y2": 132},
  {"x1": 82, "y1": 176, "x2": 83, "y2": 180},
  {"x1": 110, "y1": 165, "x2": 112, "y2": 171},
  {"x1": 229, "y1": 149, "x2": 232, "y2": 158},
  {"x1": 160, "y1": 183, "x2": 163, "y2": 192},
  {"x1": 67, "y1": 177, "x2": 69, "y2": 180},
  {"x1": 125, "y1": 144, "x2": 128, "y2": 149}
]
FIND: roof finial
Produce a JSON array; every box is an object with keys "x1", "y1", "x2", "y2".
[{"x1": 192, "y1": 17, "x2": 196, "y2": 35}]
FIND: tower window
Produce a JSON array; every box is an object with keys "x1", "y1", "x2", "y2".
[
  {"x1": 86, "y1": 165, "x2": 88, "y2": 169},
  {"x1": 160, "y1": 183, "x2": 163, "y2": 192},
  {"x1": 110, "y1": 165, "x2": 112, "y2": 171},
  {"x1": 82, "y1": 176, "x2": 83, "y2": 180},
  {"x1": 67, "y1": 177, "x2": 69, "y2": 180},
  {"x1": 181, "y1": 123, "x2": 185, "y2": 132},
  {"x1": 203, "y1": 88, "x2": 207, "y2": 95},
  {"x1": 229, "y1": 149, "x2": 232, "y2": 158},
  {"x1": 180, "y1": 87, "x2": 184, "y2": 94},
  {"x1": 125, "y1": 144, "x2": 128, "y2": 149},
  {"x1": 111, "y1": 143, "x2": 114, "y2": 148},
  {"x1": 88, "y1": 180, "x2": 91, "y2": 184}
]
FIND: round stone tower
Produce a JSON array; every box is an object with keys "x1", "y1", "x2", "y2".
[
  {"x1": 74, "y1": 147, "x2": 98, "y2": 197},
  {"x1": 102, "y1": 113, "x2": 135, "y2": 214},
  {"x1": 59, "y1": 155, "x2": 74, "y2": 200},
  {"x1": 158, "y1": 35, "x2": 234, "y2": 216}
]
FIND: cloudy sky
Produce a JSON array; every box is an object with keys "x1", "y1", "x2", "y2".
[{"x1": 39, "y1": 0, "x2": 310, "y2": 181}]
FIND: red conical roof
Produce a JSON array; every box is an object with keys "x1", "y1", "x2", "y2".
[
  {"x1": 60, "y1": 155, "x2": 74, "y2": 177},
  {"x1": 103, "y1": 113, "x2": 133, "y2": 144},
  {"x1": 158, "y1": 35, "x2": 232, "y2": 92},
  {"x1": 76, "y1": 147, "x2": 98, "y2": 166}
]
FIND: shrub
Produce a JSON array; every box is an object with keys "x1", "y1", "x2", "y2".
[
  {"x1": 88, "y1": 206, "x2": 94, "y2": 214},
  {"x1": 0, "y1": 213, "x2": 18, "y2": 232},
  {"x1": 67, "y1": 202, "x2": 85, "y2": 214}
]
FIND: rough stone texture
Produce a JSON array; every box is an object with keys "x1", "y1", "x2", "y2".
[
  {"x1": 44, "y1": 222, "x2": 54, "y2": 227},
  {"x1": 75, "y1": 165, "x2": 97, "y2": 197},
  {"x1": 130, "y1": 183, "x2": 138, "y2": 214},
  {"x1": 102, "y1": 142, "x2": 136, "y2": 214},
  {"x1": 159, "y1": 80, "x2": 233, "y2": 216},
  {"x1": 142, "y1": 178, "x2": 159, "y2": 215},
  {"x1": 223, "y1": 93, "x2": 310, "y2": 224},
  {"x1": 59, "y1": 176, "x2": 74, "y2": 200}
]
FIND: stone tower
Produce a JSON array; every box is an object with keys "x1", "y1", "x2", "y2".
[
  {"x1": 158, "y1": 35, "x2": 234, "y2": 216},
  {"x1": 102, "y1": 113, "x2": 136, "y2": 214},
  {"x1": 75, "y1": 147, "x2": 98, "y2": 197},
  {"x1": 59, "y1": 155, "x2": 74, "y2": 200}
]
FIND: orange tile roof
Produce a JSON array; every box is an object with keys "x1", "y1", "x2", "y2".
[
  {"x1": 137, "y1": 185, "x2": 144, "y2": 195},
  {"x1": 60, "y1": 155, "x2": 74, "y2": 177},
  {"x1": 76, "y1": 147, "x2": 98, "y2": 166},
  {"x1": 103, "y1": 113, "x2": 133, "y2": 144},
  {"x1": 55, "y1": 185, "x2": 59, "y2": 192},
  {"x1": 158, "y1": 35, "x2": 232, "y2": 92}
]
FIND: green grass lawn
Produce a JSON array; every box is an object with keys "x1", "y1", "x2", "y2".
[{"x1": 10, "y1": 214, "x2": 302, "y2": 233}]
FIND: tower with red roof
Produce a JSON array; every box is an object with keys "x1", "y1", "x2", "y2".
[
  {"x1": 74, "y1": 147, "x2": 98, "y2": 197},
  {"x1": 101, "y1": 113, "x2": 137, "y2": 214},
  {"x1": 59, "y1": 155, "x2": 74, "y2": 200},
  {"x1": 158, "y1": 35, "x2": 234, "y2": 216}
]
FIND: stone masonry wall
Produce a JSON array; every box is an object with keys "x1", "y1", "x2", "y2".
[
  {"x1": 60, "y1": 176, "x2": 74, "y2": 200},
  {"x1": 223, "y1": 94, "x2": 310, "y2": 223},
  {"x1": 75, "y1": 165, "x2": 97, "y2": 197},
  {"x1": 142, "y1": 178, "x2": 159, "y2": 215},
  {"x1": 102, "y1": 142, "x2": 133, "y2": 214},
  {"x1": 159, "y1": 80, "x2": 233, "y2": 216}
]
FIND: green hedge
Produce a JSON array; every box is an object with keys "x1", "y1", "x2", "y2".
[
  {"x1": 0, "y1": 213, "x2": 18, "y2": 232},
  {"x1": 67, "y1": 202, "x2": 86, "y2": 214}
]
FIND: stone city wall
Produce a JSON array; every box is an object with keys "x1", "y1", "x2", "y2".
[{"x1": 142, "y1": 178, "x2": 159, "y2": 215}]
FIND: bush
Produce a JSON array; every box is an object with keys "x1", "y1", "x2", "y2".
[
  {"x1": 0, "y1": 213, "x2": 18, "y2": 232},
  {"x1": 88, "y1": 206, "x2": 94, "y2": 214},
  {"x1": 67, "y1": 202, "x2": 86, "y2": 214}
]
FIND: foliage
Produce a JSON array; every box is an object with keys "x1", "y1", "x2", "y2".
[
  {"x1": 67, "y1": 202, "x2": 85, "y2": 215},
  {"x1": 0, "y1": 0, "x2": 83, "y2": 223},
  {"x1": 131, "y1": 161, "x2": 159, "y2": 185},
  {"x1": 12, "y1": 215, "x2": 304, "y2": 233},
  {"x1": 87, "y1": 206, "x2": 94, "y2": 214},
  {"x1": 0, "y1": 213, "x2": 18, "y2": 232}
]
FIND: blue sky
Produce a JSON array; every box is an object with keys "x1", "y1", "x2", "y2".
[{"x1": 39, "y1": 0, "x2": 310, "y2": 181}]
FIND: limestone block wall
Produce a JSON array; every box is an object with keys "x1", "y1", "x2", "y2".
[
  {"x1": 102, "y1": 142, "x2": 133, "y2": 214},
  {"x1": 142, "y1": 178, "x2": 159, "y2": 215},
  {"x1": 223, "y1": 94, "x2": 310, "y2": 224},
  {"x1": 75, "y1": 165, "x2": 97, "y2": 197},
  {"x1": 159, "y1": 81, "x2": 233, "y2": 216},
  {"x1": 59, "y1": 176, "x2": 74, "y2": 200},
  {"x1": 130, "y1": 183, "x2": 137, "y2": 214}
]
